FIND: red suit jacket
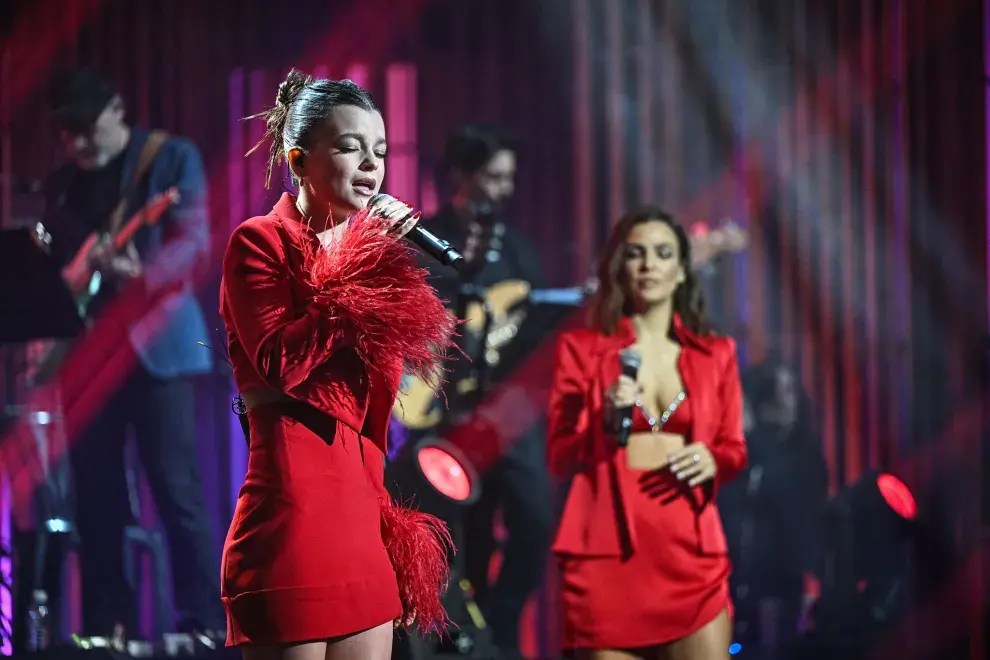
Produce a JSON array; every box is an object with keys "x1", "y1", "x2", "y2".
[
  {"x1": 220, "y1": 193, "x2": 399, "y2": 453},
  {"x1": 547, "y1": 315, "x2": 747, "y2": 558}
]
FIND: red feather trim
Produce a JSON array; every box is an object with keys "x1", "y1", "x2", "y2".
[
  {"x1": 298, "y1": 209, "x2": 456, "y2": 392},
  {"x1": 380, "y1": 496, "x2": 454, "y2": 634}
]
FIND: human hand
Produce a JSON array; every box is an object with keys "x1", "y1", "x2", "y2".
[
  {"x1": 394, "y1": 608, "x2": 416, "y2": 630},
  {"x1": 368, "y1": 193, "x2": 419, "y2": 237},
  {"x1": 91, "y1": 240, "x2": 143, "y2": 280},
  {"x1": 605, "y1": 375, "x2": 641, "y2": 420},
  {"x1": 106, "y1": 254, "x2": 143, "y2": 279},
  {"x1": 667, "y1": 442, "x2": 717, "y2": 487}
]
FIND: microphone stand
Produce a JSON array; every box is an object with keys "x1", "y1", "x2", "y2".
[
  {"x1": 419, "y1": 273, "x2": 499, "y2": 657},
  {"x1": 446, "y1": 203, "x2": 498, "y2": 421},
  {"x1": 447, "y1": 283, "x2": 495, "y2": 422}
]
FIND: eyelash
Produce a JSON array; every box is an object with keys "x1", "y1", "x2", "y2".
[
  {"x1": 339, "y1": 146, "x2": 388, "y2": 159},
  {"x1": 624, "y1": 248, "x2": 673, "y2": 260}
]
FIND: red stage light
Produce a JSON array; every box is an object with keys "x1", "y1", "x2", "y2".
[
  {"x1": 876, "y1": 473, "x2": 917, "y2": 520},
  {"x1": 417, "y1": 446, "x2": 472, "y2": 502}
]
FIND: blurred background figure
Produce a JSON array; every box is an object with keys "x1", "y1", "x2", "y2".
[
  {"x1": 397, "y1": 124, "x2": 555, "y2": 659},
  {"x1": 719, "y1": 361, "x2": 828, "y2": 656},
  {"x1": 38, "y1": 66, "x2": 220, "y2": 637}
]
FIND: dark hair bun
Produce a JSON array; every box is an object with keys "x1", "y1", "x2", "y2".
[
  {"x1": 245, "y1": 69, "x2": 380, "y2": 189},
  {"x1": 276, "y1": 69, "x2": 314, "y2": 108}
]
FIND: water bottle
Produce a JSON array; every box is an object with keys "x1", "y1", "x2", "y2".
[{"x1": 26, "y1": 589, "x2": 51, "y2": 652}]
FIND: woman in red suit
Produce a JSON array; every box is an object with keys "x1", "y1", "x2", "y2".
[
  {"x1": 548, "y1": 205, "x2": 748, "y2": 659},
  {"x1": 219, "y1": 70, "x2": 455, "y2": 660}
]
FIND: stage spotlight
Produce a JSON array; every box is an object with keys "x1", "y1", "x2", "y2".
[
  {"x1": 417, "y1": 445, "x2": 474, "y2": 503},
  {"x1": 386, "y1": 437, "x2": 497, "y2": 659},
  {"x1": 385, "y1": 436, "x2": 481, "y2": 519},
  {"x1": 876, "y1": 473, "x2": 917, "y2": 521},
  {"x1": 803, "y1": 471, "x2": 918, "y2": 658},
  {"x1": 829, "y1": 472, "x2": 916, "y2": 587}
]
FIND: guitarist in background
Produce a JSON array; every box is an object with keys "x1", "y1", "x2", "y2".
[
  {"x1": 418, "y1": 124, "x2": 553, "y2": 659},
  {"x1": 40, "y1": 67, "x2": 221, "y2": 635}
]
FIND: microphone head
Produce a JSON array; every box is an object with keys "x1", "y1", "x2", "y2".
[{"x1": 619, "y1": 348, "x2": 642, "y2": 370}]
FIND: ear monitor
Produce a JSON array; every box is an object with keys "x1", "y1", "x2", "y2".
[{"x1": 288, "y1": 149, "x2": 306, "y2": 169}]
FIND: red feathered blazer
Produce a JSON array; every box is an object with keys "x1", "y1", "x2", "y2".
[
  {"x1": 547, "y1": 316, "x2": 747, "y2": 558},
  {"x1": 220, "y1": 193, "x2": 398, "y2": 453}
]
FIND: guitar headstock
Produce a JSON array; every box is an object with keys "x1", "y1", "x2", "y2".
[
  {"x1": 110, "y1": 186, "x2": 184, "y2": 251},
  {"x1": 161, "y1": 186, "x2": 181, "y2": 205},
  {"x1": 690, "y1": 220, "x2": 749, "y2": 266},
  {"x1": 31, "y1": 222, "x2": 52, "y2": 253},
  {"x1": 140, "y1": 187, "x2": 181, "y2": 225}
]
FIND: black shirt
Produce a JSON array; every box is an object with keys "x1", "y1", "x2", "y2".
[
  {"x1": 44, "y1": 146, "x2": 135, "y2": 313},
  {"x1": 420, "y1": 205, "x2": 546, "y2": 303},
  {"x1": 67, "y1": 149, "x2": 127, "y2": 234},
  {"x1": 46, "y1": 148, "x2": 128, "y2": 269},
  {"x1": 419, "y1": 205, "x2": 554, "y2": 391}
]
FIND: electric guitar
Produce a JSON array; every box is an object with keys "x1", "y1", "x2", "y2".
[
  {"x1": 62, "y1": 187, "x2": 180, "y2": 317},
  {"x1": 26, "y1": 188, "x2": 180, "y2": 384},
  {"x1": 392, "y1": 221, "x2": 750, "y2": 431}
]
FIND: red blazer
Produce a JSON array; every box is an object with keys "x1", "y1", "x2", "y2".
[
  {"x1": 547, "y1": 315, "x2": 747, "y2": 558},
  {"x1": 220, "y1": 193, "x2": 398, "y2": 453}
]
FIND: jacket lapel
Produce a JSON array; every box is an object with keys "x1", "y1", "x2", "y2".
[{"x1": 673, "y1": 322, "x2": 716, "y2": 445}]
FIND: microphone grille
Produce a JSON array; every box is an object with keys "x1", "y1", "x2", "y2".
[{"x1": 619, "y1": 348, "x2": 642, "y2": 370}]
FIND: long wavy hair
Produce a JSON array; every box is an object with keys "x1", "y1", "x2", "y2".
[{"x1": 587, "y1": 205, "x2": 710, "y2": 336}]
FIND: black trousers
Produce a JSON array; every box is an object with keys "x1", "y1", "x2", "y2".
[
  {"x1": 462, "y1": 424, "x2": 554, "y2": 653},
  {"x1": 70, "y1": 366, "x2": 222, "y2": 634}
]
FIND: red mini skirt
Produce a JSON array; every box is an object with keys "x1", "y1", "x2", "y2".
[
  {"x1": 558, "y1": 451, "x2": 732, "y2": 651},
  {"x1": 221, "y1": 401, "x2": 402, "y2": 645}
]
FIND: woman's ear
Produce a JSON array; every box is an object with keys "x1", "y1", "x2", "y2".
[{"x1": 287, "y1": 148, "x2": 307, "y2": 181}]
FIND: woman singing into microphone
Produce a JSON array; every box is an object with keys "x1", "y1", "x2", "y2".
[
  {"x1": 220, "y1": 69, "x2": 455, "y2": 660},
  {"x1": 548, "y1": 206, "x2": 747, "y2": 659}
]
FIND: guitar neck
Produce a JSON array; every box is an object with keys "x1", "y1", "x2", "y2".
[
  {"x1": 109, "y1": 188, "x2": 179, "y2": 250},
  {"x1": 111, "y1": 220, "x2": 143, "y2": 251},
  {"x1": 528, "y1": 287, "x2": 587, "y2": 306}
]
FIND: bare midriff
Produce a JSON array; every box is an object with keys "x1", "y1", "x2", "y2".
[{"x1": 626, "y1": 431, "x2": 686, "y2": 471}]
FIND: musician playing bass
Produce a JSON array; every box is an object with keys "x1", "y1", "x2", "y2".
[
  {"x1": 413, "y1": 124, "x2": 553, "y2": 659},
  {"x1": 41, "y1": 67, "x2": 222, "y2": 635}
]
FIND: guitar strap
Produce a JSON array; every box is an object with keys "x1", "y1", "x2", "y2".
[{"x1": 107, "y1": 130, "x2": 170, "y2": 235}]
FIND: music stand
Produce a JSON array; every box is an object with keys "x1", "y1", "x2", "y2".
[
  {"x1": 0, "y1": 228, "x2": 82, "y2": 648},
  {"x1": 0, "y1": 228, "x2": 83, "y2": 343}
]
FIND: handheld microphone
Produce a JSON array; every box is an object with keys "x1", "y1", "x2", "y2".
[
  {"x1": 616, "y1": 348, "x2": 642, "y2": 448},
  {"x1": 370, "y1": 193, "x2": 465, "y2": 272}
]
